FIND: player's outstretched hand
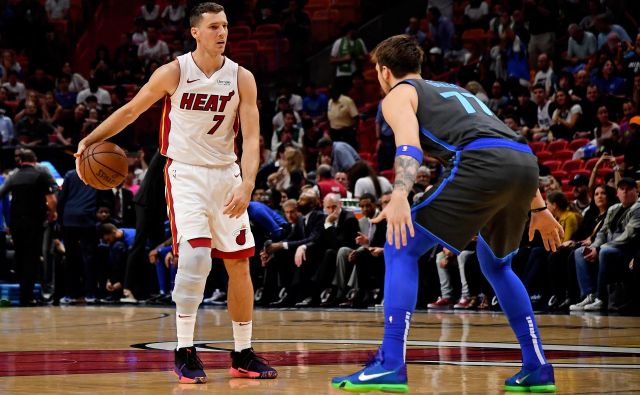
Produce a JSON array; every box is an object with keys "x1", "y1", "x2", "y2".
[
  {"x1": 528, "y1": 209, "x2": 564, "y2": 252},
  {"x1": 223, "y1": 182, "x2": 252, "y2": 218},
  {"x1": 373, "y1": 191, "x2": 414, "y2": 249}
]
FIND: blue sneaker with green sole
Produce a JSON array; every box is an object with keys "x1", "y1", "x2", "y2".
[
  {"x1": 504, "y1": 363, "x2": 557, "y2": 392},
  {"x1": 331, "y1": 350, "x2": 408, "y2": 393}
]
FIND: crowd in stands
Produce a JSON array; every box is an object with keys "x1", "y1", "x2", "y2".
[{"x1": 0, "y1": 0, "x2": 639, "y2": 314}]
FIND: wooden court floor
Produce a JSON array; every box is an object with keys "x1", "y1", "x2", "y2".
[{"x1": 1, "y1": 306, "x2": 639, "y2": 394}]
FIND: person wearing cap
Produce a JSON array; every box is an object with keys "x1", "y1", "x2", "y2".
[
  {"x1": 571, "y1": 177, "x2": 640, "y2": 311},
  {"x1": 569, "y1": 174, "x2": 591, "y2": 214}
]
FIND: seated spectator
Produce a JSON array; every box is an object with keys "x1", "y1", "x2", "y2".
[
  {"x1": 61, "y1": 62, "x2": 88, "y2": 93},
  {"x1": 272, "y1": 95, "x2": 302, "y2": 131},
  {"x1": 76, "y1": 78, "x2": 111, "y2": 109},
  {"x1": 569, "y1": 175, "x2": 592, "y2": 214},
  {"x1": 524, "y1": 84, "x2": 554, "y2": 141},
  {"x1": 0, "y1": 50, "x2": 22, "y2": 83},
  {"x1": 140, "y1": 0, "x2": 160, "y2": 25},
  {"x1": 0, "y1": 87, "x2": 11, "y2": 117},
  {"x1": 98, "y1": 223, "x2": 136, "y2": 300},
  {"x1": 56, "y1": 103, "x2": 86, "y2": 146},
  {"x1": 514, "y1": 86, "x2": 537, "y2": 130},
  {"x1": 571, "y1": 178, "x2": 640, "y2": 311},
  {"x1": 54, "y1": 74, "x2": 77, "y2": 110},
  {"x1": 41, "y1": 91, "x2": 63, "y2": 124},
  {"x1": 97, "y1": 184, "x2": 136, "y2": 228},
  {"x1": 80, "y1": 107, "x2": 100, "y2": 138},
  {"x1": 137, "y1": 26, "x2": 169, "y2": 66},
  {"x1": 317, "y1": 137, "x2": 360, "y2": 176},
  {"x1": 592, "y1": 59, "x2": 626, "y2": 98},
  {"x1": 532, "y1": 53, "x2": 555, "y2": 96},
  {"x1": 15, "y1": 100, "x2": 53, "y2": 146},
  {"x1": 314, "y1": 164, "x2": 347, "y2": 199},
  {"x1": 161, "y1": 0, "x2": 185, "y2": 29},
  {"x1": 550, "y1": 90, "x2": 582, "y2": 141},
  {"x1": 328, "y1": 193, "x2": 386, "y2": 307},
  {"x1": 267, "y1": 146, "x2": 306, "y2": 200},
  {"x1": 0, "y1": 107, "x2": 14, "y2": 145},
  {"x1": 503, "y1": 29, "x2": 530, "y2": 86},
  {"x1": 302, "y1": 82, "x2": 328, "y2": 121},
  {"x1": 619, "y1": 100, "x2": 637, "y2": 135},
  {"x1": 487, "y1": 80, "x2": 509, "y2": 116},
  {"x1": 405, "y1": 17, "x2": 426, "y2": 46},
  {"x1": 571, "y1": 69, "x2": 590, "y2": 102},
  {"x1": 463, "y1": 0, "x2": 489, "y2": 29},
  {"x1": 2, "y1": 70, "x2": 26, "y2": 101},
  {"x1": 148, "y1": 238, "x2": 176, "y2": 303},
  {"x1": 26, "y1": 68, "x2": 55, "y2": 95},
  {"x1": 349, "y1": 160, "x2": 392, "y2": 200},
  {"x1": 45, "y1": 0, "x2": 70, "y2": 21},
  {"x1": 621, "y1": 116, "x2": 640, "y2": 178},
  {"x1": 594, "y1": 14, "x2": 631, "y2": 50},
  {"x1": 334, "y1": 171, "x2": 353, "y2": 198},
  {"x1": 566, "y1": 24, "x2": 597, "y2": 67},
  {"x1": 271, "y1": 109, "x2": 304, "y2": 154},
  {"x1": 90, "y1": 45, "x2": 113, "y2": 86},
  {"x1": 327, "y1": 86, "x2": 359, "y2": 149},
  {"x1": 131, "y1": 17, "x2": 148, "y2": 46},
  {"x1": 296, "y1": 193, "x2": 359, "y2": 306},
  {"x1": 623, "y1": 34, "x2": 640, "y2": 80},
  {"x1": 427, "y1": 7, "x2": 454, "y2": 53},
  {"x1": 301, "y1": 118, "x2": 323, "y2": 171}
]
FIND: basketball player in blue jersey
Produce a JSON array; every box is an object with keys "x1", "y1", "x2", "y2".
[{"x1": 332, "y1": 35, "x2": 563, "y2": 393}]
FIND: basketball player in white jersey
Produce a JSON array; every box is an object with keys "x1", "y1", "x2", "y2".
[{"x1": 75, "y1": 2, "x2": 277, "y2": 383}]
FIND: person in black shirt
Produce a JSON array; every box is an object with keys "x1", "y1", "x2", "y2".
[{"x1": 0, "y1": 149, "x2": 57, "y2": 305}]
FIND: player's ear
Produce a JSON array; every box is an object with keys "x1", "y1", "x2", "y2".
[{"x1": 190, "y1": 26, "x2": 198, "y2": 39}]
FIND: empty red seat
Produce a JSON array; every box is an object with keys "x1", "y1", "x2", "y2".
[
  {"x1": 228, "y1": 26, "x2": 251, "y2": 41},
  {"x1": 529, "y1": 141, "x2": 546, "y2": 153},
  {"x1": 561, "y1": 159, "x2": 583, "y2": 172},
  {"x1": 554, "y1": 149, "x2": 575, "y2": 162},
  {"x1": 568, "y1": 138, "x2": 590, "y2": 151},
  {"x1": 232, "y1": 52, "x2": 257, "y2": 69},
  {"x1": 542, "y1": 160, "x2": 561, "y2": 171},
  {"x1": 551, "y1": 170, "x2": 568, "y2": 180},
  {"x1": 585, "y1": 157, "x2": 600, "y2": 171},
  {"x1": 255, "y1": 23, "x2": 282, "y2": 36},
  {"x1": 536, "y1": 151, "x2": 553, "y2": 162},
  {"x1": 547, "y1": 140, "x2": 568, "y2": 153}
]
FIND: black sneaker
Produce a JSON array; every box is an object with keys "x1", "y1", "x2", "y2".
[
  {"x1": 229, "y1": 348, "x2": 278, "y2": 379},
  {"x1": 174, "y1": 346, "x2": 207, "y2": 384}
]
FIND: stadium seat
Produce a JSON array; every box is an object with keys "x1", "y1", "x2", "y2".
[
  {"x1": 255, "y1": 24, "x2": 282, "y2": 36},
  {"x1": 546, "y1": 140, "x2": 568, "y2": 153},
  {"x1": 551, "y1": 170, "x2": 568, "y2": 180},
  {"x1": 358, "y1": 152, "x2": 371, "y2": 162},
  {"x1": 307, "y1": 0, "x2": 331, "y2": 7},
  {"x1": 461, "y1": 28, "x2": 486, "y2": 42},
  {"x1": 542, "y1": 160, "x2": 561, "y2": 171},
  {"x1": 584, "y1": 157, "x2": 600, "y2": 171},
  {"x1": 310, "y1": 9, "x2": 339, "y2": 44},
  {"x1": 568, "y1": 138, "x2": 590, "y2": 151},
  {"x1": 232, "y1": 52, "x2": 257, "y2": 69},
  {"x1": 363, "y1": 69, "x2": 378, "y2": 81},
  {"x1": 529, "y1": 141, "x2": 546, "y2": 153},
  {"x1": 554, "y1": 149, "x2": 575, "y2": 162},
  {"x1": 228, "y1": 26, "x2": 252, "y2": 41},
  {"x1": 252, "y1": 31, "x2": 278, "y2": 41},
  {"x1": 231, "y1": 40, "x2": 260, "y2": 55},
  {"x1": 561, "y1": 159, "x2": 583, "y2": 173},
  {"x1": 570, "y1": 169, "x2": 591, "y2": 178},
  {"x1": 536, "y1": 151, "x2": 553, "y2": 162}
]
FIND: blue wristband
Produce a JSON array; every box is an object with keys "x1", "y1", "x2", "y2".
[{"x1": 395, "y1": 145, "x2": 423, "y2": 164}]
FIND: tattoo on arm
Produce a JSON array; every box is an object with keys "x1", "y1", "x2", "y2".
[{"x1": 392, "y1": 156, "x2": 419, "y2": 192}]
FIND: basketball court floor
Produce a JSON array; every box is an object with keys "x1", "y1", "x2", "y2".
[{"x1": 1, "y1": 306, "x2": 639, "y2": 394}]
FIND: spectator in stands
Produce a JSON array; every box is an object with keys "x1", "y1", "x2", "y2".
[
  {"x1": 0, "y1": 149, "x2": 57, "y2": 306},
  {"x1": 268, "y1": 146, "x2": 306, "y2": 200},
  {"x1": 26, "y1": 68, "x2": 54, "y2": 95},
  {"x1": 427, "y1": 6, "x2": 454, "y2": 54},
  {"x1": 0, "y1": 50, "x2": 22, "y2": 82},
  {"x1": 0, "y1": 107, "x2": 14, "y2": 145},
  {"x1": 405, "y1": 17, "x2": 426, "y2": 46},
  {"x1": 514, "y1": 86, "x2": 537, "y2": 130},
  {"x1": 487, "y1": 80, "x2": 508, "y2": 116},
  {"x1": 97, "y1": 183, "x2": 136, "y2": 229},
  {"x1": 579, "y1": 0, "x2": 602, "y2": 31},
  {"x1": 423, "y1": 46, "x2": 445, "y2": 80},
  {"x1": 620, "y1": 101, "x2": 637, "y2": 135},
  {"x1": 54, "y1": 74, "x2": 77, "y2": 110},
  {"x1": 139, "y1": 0, "x2": 160, "y2": 25},
  {"x1": 622, "y1": 117, "x2": 640, "y2": 178},
  {"x1": 463, "y1": 0, "x2": 489, "y2": 29},
  {"x1": 137, "y1": 26, "x2": 169, "y2": 66},
  {"x1": 98, "y1": 223, "x2": 136, "y2": 299},
  {"x1": 523, "y1": 0, "x2": 557, "y2": 61},
  {"x1": 327, "y1": 86, "x2": 359, "y2": 149},
  {"x1": 56, "y1": 103, "x2": 85, "y2": 146},
  {"x1": 2, "y1": 70, "x2": 25, "y2": 101},
  {"x1": 314, "y1": 164, "x2": 347, "y2": 199},
  {"x1": 593, "y1": 105, "x2": 620, "y2": 149},
  {"x1": 503, "y1": 29, "x2": 530, "y2": 86},
  {"x1": 572, "y1": 178, "x2": 640, "y2": 311},
  {"x1": 90, "y1": 45, "x2": 113, "y2": 86},
  {"x1": 427, "y1": 247, "x2": 458, "y2": 309},
  {"x1": 579, "y1": 84, "x2": 604, "y2": 133},
  {"x1": 349, "y1": 160, "x2": 392, "y2": 200},
  {"x1": 45, "y1": 0, "x2": 69, "y2": 21},
  {"x1": 550, "y1": 89, "x2": 582, "y2": 141},
  {"x1": 272, "y1": 95, "x2": 301, "y2": 131},
  {"x1": 80, "y1": 107, "x2": 100, "y2": 138},
  {"x1": 76, "y1": 78, "x2": 111, "y2": 109},
  {"x1": 523, "y1": 84, "x2": 554, "y2": 141},
  {"x1": 592, "y1": 59, "x2": 626, "y2": 98},
  {"x1": 595, "y1": 14, "x2": 631, "y2": 50},
  {"x1": 317, "y1": 137, "x2": 359, "y2": 176},
  {"x1": 623, "y1": 34, "x2": 640, "y2": 80},
  {"x1": 302, "y1": 82, "x2": 328, "y2": 121},
  {"x1": 15, "y1": 100, "x2": 52, "y2": 146},
  {"x1": 271, "y1": 109, "x2": 304, "y2": 153},
  {"x1": 131, "y1": 17, "x2": 148, "y2": 46},
  {"x1": 566, "y1": 24, "x2": 597, "y2": 67},
  {"x1": 296, "y1": 193, "x2": 359, "y2": 306},
  {"x1": 330, "y1": 24, "x2": 368, "y2": 92},
  {"x1": 0, "y1": 87, "x2": 12, "y2": 117},
  {"x1": 61, "y1": 62, "x2": 88, "y2": 93},
  {"x1": 571, "y1": 70, "x2": 590, "y2": 102},
  {"x1": 161, "y1": 0, "x2": 185, "y2": 29},
  {"x1": 569, "y1": 174, "x2": 592, "y2": 214},
  {"x1": 503, "y1": 113, "x2": 523, "y2": 135},
  {"x1": 41, "y1": 91, "x2": 63, "y2": 124},
  {"x1": 532, "y1": 53, "x2": 555, "y2": 96}
]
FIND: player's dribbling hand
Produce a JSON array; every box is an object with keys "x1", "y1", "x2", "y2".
[
  {"x1": 373, "y1": 191, "x2": 414, "y2": 249},
  {"x1": 223, "y1": 182, "x2": 252, "y2": 218},
  {"x1": 528, "y1": 209, "x2": 564, "y2": 252},
  {"x1": 75, "y1": 139, "x2": 89, "y2": 184}
]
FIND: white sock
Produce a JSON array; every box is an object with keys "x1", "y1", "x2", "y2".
[
  {"x1": 232, "y1": 321, "x2": 252, "y2": 352},
  {"x1": 176, "y1": 313, "x2": 196, "y2": 350}
]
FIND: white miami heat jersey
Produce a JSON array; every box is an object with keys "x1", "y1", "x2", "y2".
[{"x1": 160, "y1": 53, "x2": 240, "y2": 166}]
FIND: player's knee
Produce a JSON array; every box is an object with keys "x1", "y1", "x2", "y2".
[{"x1": 225, "y1": 258, "x2": 250, "y2": 277}]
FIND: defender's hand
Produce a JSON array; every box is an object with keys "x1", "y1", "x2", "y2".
[
  {"x1": 373, "y1": 191, "x2": 414, "y2": 249},
  {"x1": 528, "y1": 209, "x2": 564, "y2": 252}
]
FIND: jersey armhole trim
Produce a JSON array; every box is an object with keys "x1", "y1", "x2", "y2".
[{"x1": 167, "y1": 57, "x2": 182, "y2": 97}]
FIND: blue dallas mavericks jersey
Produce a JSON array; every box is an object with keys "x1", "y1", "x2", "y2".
[{"x1": 397, "y1": 79, "x2": 523, "y2": 162}]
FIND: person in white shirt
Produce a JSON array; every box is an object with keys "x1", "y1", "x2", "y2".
[
  {"x1": 61, "y1": 62, "x2": 88, "y2": 93},
  {"x1": 45, "y1": 0, "x2": 69, "y2": 21},
  {"x1": 533, "y1": 53, "x2": 555, "y2": 96},
  {"x1": 349, "y1": 161, "x2": 392, "y2": 200},
  {"x1": 140, "y1": 0, "x2": 160, "y2": 23},
  {"x1": 76, "y1": 78, "x2": 112, "y2": 109},
  {"x1": 162, "y1": 0, "x2": 186, "y2": 27},
  {"x1": 131, "y1": 18, "x2": 148, "y2": 46},
  {"x1": 137, "y1": 26, "x2": 170, "y2": 66},
  {"x1": 2, "y1": 70, "x2": 26, "y2": 101}
]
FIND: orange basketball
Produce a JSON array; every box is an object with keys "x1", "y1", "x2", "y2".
[{"x1": 79, "y1": 142, "x2": 128, "y2": 190}]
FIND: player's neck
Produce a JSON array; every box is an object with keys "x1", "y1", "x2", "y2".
[
  {"x1": 191, "y1": 48, "x2": 225, "y2": 77},
  {"x1": 390, "y1": 73, "x2": 422, "y2": 87}
]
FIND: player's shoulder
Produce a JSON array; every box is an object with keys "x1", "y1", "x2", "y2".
[
  {"x1": 237, "y1": 65, "x2": 257, "y2": 93},
  {"x1": 148, "y1": 59, "x2": 181, "y2": 91}
]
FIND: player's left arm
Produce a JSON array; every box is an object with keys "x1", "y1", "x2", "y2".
[{"x1": 223, "y1": 66, "x2": 259, "y2": 218}]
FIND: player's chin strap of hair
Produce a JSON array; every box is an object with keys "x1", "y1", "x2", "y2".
[{"x1": 395, "y1": 145, "x2": 424, "y2": 164}]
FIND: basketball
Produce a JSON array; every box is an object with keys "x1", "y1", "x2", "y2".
[{"x1": 78, "y1": 142, "x2": 128, "y2": 190}]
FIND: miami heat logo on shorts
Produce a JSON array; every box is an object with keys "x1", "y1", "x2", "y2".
[{"x1": 233, "y1": 226, "x2": 247, "y2": 246}]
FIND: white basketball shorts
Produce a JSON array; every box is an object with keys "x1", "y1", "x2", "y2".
[{"x1": 164, "y1": 158, "x2": 255, "y2": 258}]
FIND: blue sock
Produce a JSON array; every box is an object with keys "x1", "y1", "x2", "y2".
[
  {"x1": 477, "y1": 234, "x2": 547, "y2": 371},
  {"x1": 381, "y1": 230, "x2": 436, "y2": 369}
]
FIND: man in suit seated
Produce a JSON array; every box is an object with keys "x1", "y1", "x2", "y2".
[
  {"x1": 261, "y1": 191, "x2": 325, "y2": 306},
  {"x1": 96, "y1": 183, "x2": 136, "y2": 228},
  {"x1": 296, "y1": 192, "x2": 360, "y2": 306}
]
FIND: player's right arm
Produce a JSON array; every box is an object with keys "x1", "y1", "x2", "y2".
[{"x1": 75, "y1": 61, "x2": 180, "y2": 182}]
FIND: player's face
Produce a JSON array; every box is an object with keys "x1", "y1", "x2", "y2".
[
  {"x1": 376, "y1": 64, "x2": 392, "y2": 94},
  {"x1": 192, "y1": 12, "x2": 228, "y2": 54}
]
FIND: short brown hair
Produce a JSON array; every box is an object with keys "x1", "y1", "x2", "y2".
[
  {"x1": 371, "y1": 35, "x2": 423, "y2": 78},
  {"x1": 189, "y1": 2, "x2": 225, "y2": 27}
]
